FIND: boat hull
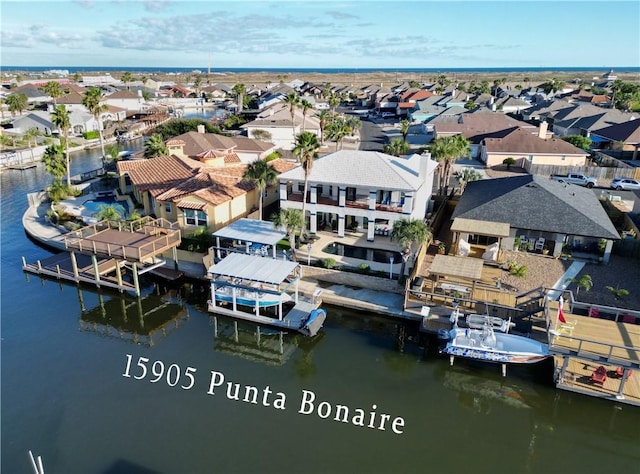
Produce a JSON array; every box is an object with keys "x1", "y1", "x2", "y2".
[
  {"x1": 214, "y1": 290, "x2": 292, "y2": 308},
  {"x1": 442, "y1": 328, "x2": 550, "y2": 365}
]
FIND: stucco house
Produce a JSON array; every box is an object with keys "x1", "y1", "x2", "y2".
[
  {"x1": 116, "y1": 152, "x2": 296, "y2": 234},
  {"x1": 450, "y1": 175, "x2": 620, "y2": 262},
  {"x1": 277, "y1": 150, "x2": 438, "y2": 240},
  {"x1": 480, "y1": 125, "x2": 589, "y2": 167},
  {"x1": 166, "y1": 128, "x2": 278, "y2": 164},
  {"x1": 241, "y1": 104, "x2": 321, "y2": 150},
  {"x1": 104, "y1": 90, "x2": 145, "y2": 112}
]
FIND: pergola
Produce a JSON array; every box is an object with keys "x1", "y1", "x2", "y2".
[
  {"x1": 450, "y1": 217, "x2": 510, "y2": 257},
  {"x1": 428, "y1": 254, "x2": 484, "y2": 297}
]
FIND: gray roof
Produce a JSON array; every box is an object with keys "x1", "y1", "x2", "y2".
[
  {"x1": 278, "y1": 150, "x2": 432, "y2": 191},
  {"x1": 451, "y1": 175, "x2": 619, "y2": 240},
  {"x1": 208, "y1": 252, "x2": 298, "y2": 285},
  {"x1": 212, "y1": 218, "x2": 286, "y2": 246}
]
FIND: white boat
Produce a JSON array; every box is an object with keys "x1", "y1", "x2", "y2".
[
  {"x1": 441, "y1": 310, "x2": 550, "y2": 373},
  {"x1": 214, "y1": 285, "x2": 292, "y2": 308}
]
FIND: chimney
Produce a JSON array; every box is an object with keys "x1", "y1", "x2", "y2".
[
  {"x1": 538, "y1": 121, "x2": 548, "y2": 139},
  {"x1": 419, "y1": 152, "x2": 432, "y2": 180},
  {"x1": 197, "y1": 124, "x2": 205, "y2": 134}
]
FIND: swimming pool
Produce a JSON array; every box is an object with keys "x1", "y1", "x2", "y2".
[
  {"x1": 322, "y1": 242, "x2": 403, "y2": 264},
  {"x1": 83, "y1": 197, "x2": 128, "y2": 218}
]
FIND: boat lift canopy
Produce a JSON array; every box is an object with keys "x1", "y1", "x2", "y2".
[
  {"x1": 212, "y1": 218, "x2": 287, "y2": 246},
  {"x1": 208, "y1": 253, "x2": 299, "y2": 286}
]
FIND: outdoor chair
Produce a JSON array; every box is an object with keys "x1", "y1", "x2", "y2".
[
  {"x1": 588, "y1": 307, "x2": 600, "y2": 318},
  {"x1": 615, "y1": 367, "x2": 633, "y2": 378},
  {"x1": 535, "y1": 238, "x2": 545, "y2": 252},
  {"x1": 591, "y1": 365, "x2": 607, "y2": 385}
]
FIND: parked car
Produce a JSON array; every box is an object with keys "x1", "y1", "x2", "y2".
[
  {"x1": 610, "y1": 177, "x2": 640, "y2": 190},
  {"x1": 550, "y1": 173, "x2": 597, "y2": 188}
]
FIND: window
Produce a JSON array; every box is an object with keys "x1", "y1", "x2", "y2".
[
  {"x1": 468, "y1": 234, "x2": 498, "y2": 246},
  {"x1": 165, "y1": 203, "x2": 172, "y2": 213},
  {"x1": 184, "y1": 209, "x2": 207, "y2": 226}
]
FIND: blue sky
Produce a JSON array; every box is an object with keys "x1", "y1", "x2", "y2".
[{"x1": 2, "y1": 0, "x2": 639, "y2": 68}]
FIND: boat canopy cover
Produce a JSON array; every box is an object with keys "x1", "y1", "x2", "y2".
[
  {"x1": 212, "y1": 218, "x2": 287, "y2": 246},
  {"x1": 208, "y1": 253, "x2": 299, "y2": 285}
]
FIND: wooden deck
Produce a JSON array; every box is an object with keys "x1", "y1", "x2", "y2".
[
  {"x1": 64, "y1": 218, "x2": 181, "y2": 263},
  {"x1": 546, "y1": 303, "x2": 640, "y2": 405}
]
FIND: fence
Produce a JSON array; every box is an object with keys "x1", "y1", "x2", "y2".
[{"x1": 524, "y1": 161, "x2": 640, "y2": 181}]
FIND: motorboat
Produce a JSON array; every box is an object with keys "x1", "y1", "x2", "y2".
[
  {"x1": 214, "y1": 285, "x2": 292, "y2": 308},
  {"x1": 441, "y1": 309, "x2": 551, "y2": 375}
]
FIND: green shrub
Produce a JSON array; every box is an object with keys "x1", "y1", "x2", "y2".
[
  {"x1": 321, "y1": 258, "x2": 337, "y2": 269},
  {"x1": 358, "y1": 263, "x2": 370, "y2": 274},
  {"x1": 265, "y1": 151, "x2": 281, "y2": 162},
  {"x1": 507, "y1": 260, "x2": 527, "y2": 277},
  {"x1": 83, "y1": 130, "x2": 100, "y2": 140}
]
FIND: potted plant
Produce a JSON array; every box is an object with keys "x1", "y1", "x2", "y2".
[
  {"x1": 438, "y1": 242, "x2": 446, "y2": 254},
  {"x1": 451, "y1": 291, "x2": 462, "y2": 307}
]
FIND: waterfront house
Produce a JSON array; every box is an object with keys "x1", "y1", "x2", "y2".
[
  {"x1": 167, "y1": 128, "x2": 278, "y2": 164},
  {"x1": 116, "y1": 146, "x2": 296, "y2": 234},
  {"x1": 104, "y1": 89, "x2": 145, "y2": 112},
  {"x1": 11, "y1": 112, "x2": 55, "y2": 135},
  {"x1": 241, "y1": 104, "x2": 321, "y2": 150},
  {"x1": 450, "y1": 175, "x2": 620, "y2": 262},
  {"x1": 277, "y1": 150, "x2": 438, "y2": 240}
]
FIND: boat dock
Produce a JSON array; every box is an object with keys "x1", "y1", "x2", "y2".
[
  {"x1": 22, "y1": 217, "x2": 182, "y2": 296},
  {"x1": 544, "y1": 298, "x2": 640, "y2": 406}
]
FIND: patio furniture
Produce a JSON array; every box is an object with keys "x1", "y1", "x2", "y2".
[
  {"x1": 535, "y1": 237, "x2": 545, "y2": 252},
  {"x1": 588, "y1": 307, "x2": 600, "y2": 318},
  {"x1": 621, "y1": 314, "x2": 636, "y2": 324},
  {"x1": 591, "y1": 365, "x2": 607, "y2": 385},
  {"x1": 615, "y1": 367, "x2": 633, "y2": 378}
]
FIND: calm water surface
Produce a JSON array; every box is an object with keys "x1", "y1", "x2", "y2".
[{"x1": 2, "y1": 145, "x2": 639, "y2": 474}]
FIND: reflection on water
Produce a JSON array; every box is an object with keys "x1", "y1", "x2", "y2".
[{"x1": 77, "y1": 284, "x2": 189, "y2": 347}]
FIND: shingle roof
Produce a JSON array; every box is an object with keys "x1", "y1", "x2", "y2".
[
  {"x1": 483, "y1": 128, "x2": 587, "y2": 155},
  {"x1": 592, "y1": 119, "x2": 640, "y2": 144},
  {"x1": 451, "y1": 175, "x2": 619, "y2": 239}
]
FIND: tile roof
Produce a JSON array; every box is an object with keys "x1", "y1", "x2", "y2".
[
  {"x1": 107, "y1": 90, "x2": 140, "y2": 99},
  {"x1": 117, "y1": 154, "x2": 291, "y2": 208},
  {"x1": 451, "y1": 175, "x2": 619, "y2": 239}
]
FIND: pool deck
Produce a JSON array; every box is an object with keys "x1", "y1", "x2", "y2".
[{"x1": 307, "y1": 230, "x2": 403, "y2": 273}]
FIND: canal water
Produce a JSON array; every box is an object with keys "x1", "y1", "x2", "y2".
[{"x1": 2, "y1": 142, "x2": 639, "y2": 474}]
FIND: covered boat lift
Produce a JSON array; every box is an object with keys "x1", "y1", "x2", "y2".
[
  {"x1": 211, "y1": 218, "x2": 287, "y2": 259},
  {"x1": 207, "y1": 253, "x2": 325, "y2": 336}
]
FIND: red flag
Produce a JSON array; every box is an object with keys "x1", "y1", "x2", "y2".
[{"x1": 558, "y1": 296, "x2": 567, "y2": 324}]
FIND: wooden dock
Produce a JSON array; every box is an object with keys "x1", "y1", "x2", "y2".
[{"x1": 545, "y1": 301, "x2": 640, "y2": 406}]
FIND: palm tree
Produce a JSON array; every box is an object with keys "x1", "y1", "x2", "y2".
[
  {"x1": 95, "y1": 204, "x2": 124, "y2": 223},
  {"x1": 328, "y1": 93, "x2": 340, "y2": 113},
  {"x1": 251, "y1": 129, "x2": 272, "y2": 142},
  {"x1": 120, "y1": 71, "x2": 134, "y2": 90},
  {"x1": 400, "y1": 119, "x2": 411, "y2": 142},
  {"x1": 300, "y1": 99, "x2": 312, "y2": 131},
  {"x1": 41, "y1": 144, "x2": 66, "y2": 183},
  {"x1": 104, "y1": 144, "x2": 120, "y2": 162},
  {"x1": 429, "y1": 134, "x2": 471, "y2": 195},
  {"x1": 390, "y1": 218, "x2": 432, "y2": 275},
  {"x1": 565, "y1": 274, "x2": 593, "y2": 296},
  {"x1": 232, "y1": 83, "x2": 246, "y2": 114},
  {"x1": 283, "y1": 92, "x2": 300, "y2": 136},
  {"x1": 41, "y1": 81, "x2": 67, "y2": 106},
  {"x1": 272, "y1": 208, "x2": 304, "y2": 261},
  {"x1": 6, "y1": 92, "x2": 28, "y2": 116},
  {"x1": 292, "y1": 131, "x2": 320, "y2": 236},
  {"x1": 316, "y1": 110, "x2": 331, "y2": 144},
  {"x1": 82, "y1": 86, "x2": 108, "y2": 159},
  {"x1": 346, "y1": 116, "x2": 361, "y2": 136},
  {"x1": 326, "y1": 118, "x2": 350, "y2": 151},
  {"x1": 144, "y1": 133, "x2": 169, "y2": 158},
  {"x1": 383, "y1": 138, "x2": 410, "y2": 157},
  {"x1": 51, "y1": 105, "x2": 72, "y2": 186},
  {"x1": 23, "y1": 127, "x2": 41, "y2": 160},
  {"x1": 455, "y1": 168, "x2": 482, "y2": 193},
  {"x1": 243, "y1": 159, "x2": 278, "y2": 220}
]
